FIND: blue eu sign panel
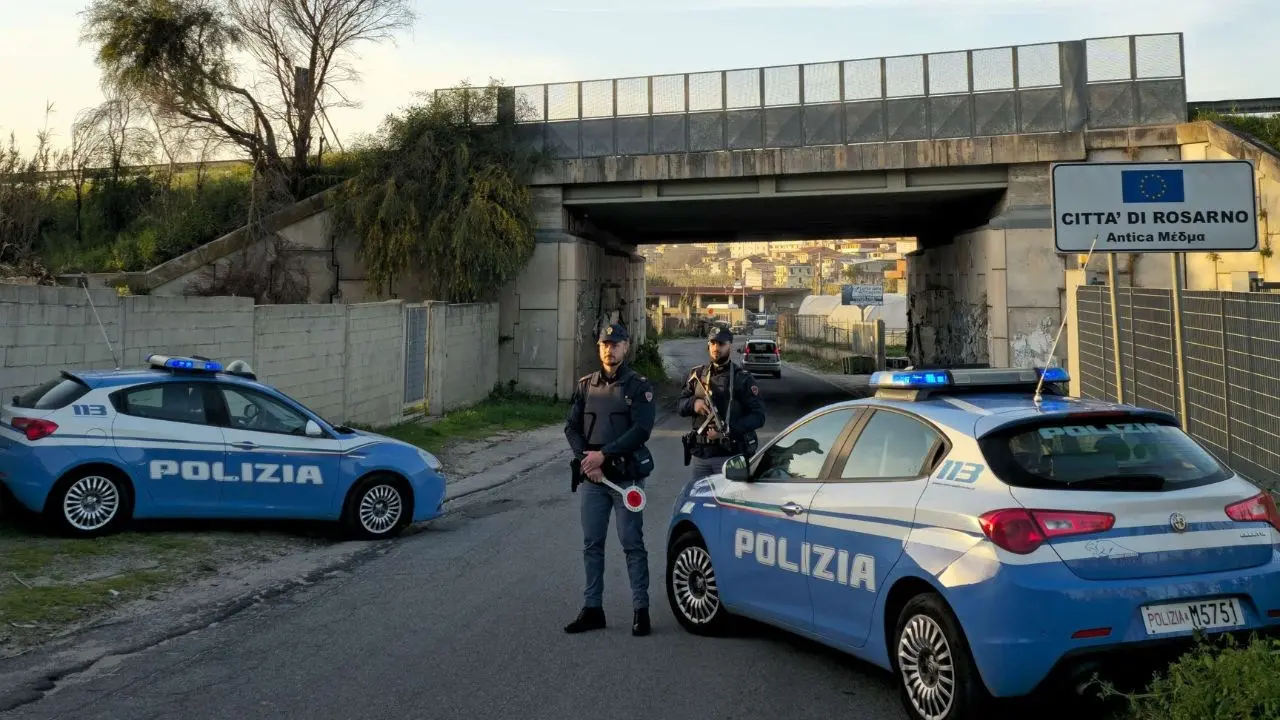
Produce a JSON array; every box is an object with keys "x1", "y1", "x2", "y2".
[
  {"x1": 1051, "y1": 160, "x2": 1258, "y2": 253},
  {"x1": 1121, "y1": 169, "x2": 1185, "y2": 204}
]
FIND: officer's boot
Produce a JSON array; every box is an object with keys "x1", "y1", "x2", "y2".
[
  {"x1": 564, "y1": 606, "x2": 606, "y2": 634},
  {"x1": 632, "y1": 608, "x2": 650, "y2": 637}
]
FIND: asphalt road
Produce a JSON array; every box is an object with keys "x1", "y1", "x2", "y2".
[{"x1": 4, "y1": 339, "x2": 904, "y2": 720}]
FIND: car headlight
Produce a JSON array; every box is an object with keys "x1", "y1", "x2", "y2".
[{"x1": 418, "y1": 448, "x2": 442, "y2": 471}]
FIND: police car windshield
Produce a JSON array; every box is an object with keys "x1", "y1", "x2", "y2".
[{"x1": 979, "y1": 416, "x2": 1231, "y2": 492}]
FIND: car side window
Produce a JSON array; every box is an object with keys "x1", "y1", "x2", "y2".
[
  {"x1": 840, "y1": 410, "x2": 941, "y2": 480},
  {"x1": 219, "y1": 386, "x2": 309, "y2": 436},
  {"x1": 118, "y1": 383, "x2": 209, "y2": 425},
  {"x1": 753, "y1": 408, "x2": 856, "y2": 481}
]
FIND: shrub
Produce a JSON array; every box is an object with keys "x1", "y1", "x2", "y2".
[
  {"x1": 1096, "y1": 633, "x2": 1280, "y2": 720},
  {"x1": 631, "y1": 335, "x2": 668, "y2": 383}
]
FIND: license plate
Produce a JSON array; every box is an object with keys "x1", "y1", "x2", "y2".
[{"x1": 1141, "y1": 597, "x2": 1245, "y2": 636}]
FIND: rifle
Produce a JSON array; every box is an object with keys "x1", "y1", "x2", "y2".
[{"x1": 681, "y1": 368, "x2": 733, "y2": 465}]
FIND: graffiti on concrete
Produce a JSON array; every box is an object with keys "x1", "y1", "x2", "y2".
[
  {"x1": 906, "y1": 285, "x2": 989, "y2": 367},
  {"x1": 1011, "y1": 314, "x2": 1061, "y2": 369}
]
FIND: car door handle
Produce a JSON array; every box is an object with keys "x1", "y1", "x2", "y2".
[
  {"x1": 781, "y1": 502, "x2": 806, "y2": 516},
  {"x1": 232, "y1": 441, "x2": 258, "y2": 450}
]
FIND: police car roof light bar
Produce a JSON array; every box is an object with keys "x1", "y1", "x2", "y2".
[
  {"x1": 146, "y1": 354, "x2": 224, "y2": 373},
  {"x1": 871, "y1": 367, "x2": 1071, "y2": 399}
]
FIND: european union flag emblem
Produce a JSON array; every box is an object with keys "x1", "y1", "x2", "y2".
[{"x1": 1121, "y1": 169, "x2": 1185, "y2": 203}]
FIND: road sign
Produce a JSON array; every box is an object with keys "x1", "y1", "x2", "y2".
[
  {"x1": 1051, "y1": 160, "x2": 1258, "y2": 253},
  {"x1": 841, "y1": 283, "x2": 884, "y2": 306}
]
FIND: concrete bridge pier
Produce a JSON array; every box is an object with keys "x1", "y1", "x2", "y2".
[
  {"x1": 905, "y1": 162, "x2": 1067, "y2": 371},
  {"x1": 498, "y1": 186, "x2": 646, "y2": 400}
]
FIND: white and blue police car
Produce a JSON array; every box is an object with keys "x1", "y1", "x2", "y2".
[
  {"x1": 663, "y1": 366, "x2": 1280, "y2": 720},
  {"x1": 0, "y1": 354, "x2": 447, "y2": 540}
]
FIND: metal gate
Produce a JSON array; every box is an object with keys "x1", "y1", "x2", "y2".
[{"x1": 404, "y1": 304, "x2": 428, "y2": 409}]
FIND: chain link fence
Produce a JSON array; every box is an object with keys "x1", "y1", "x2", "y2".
[{"x1": 1076, "y1": 285, "x2": 1280, "y2": 490}]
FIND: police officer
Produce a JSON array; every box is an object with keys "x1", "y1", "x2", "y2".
[
  {"x1": 562, "y1": 322, "x2": 657, "y2": 637},
  {"x1": 678, "y1": 327, "x2": 766, "y2": 480}
]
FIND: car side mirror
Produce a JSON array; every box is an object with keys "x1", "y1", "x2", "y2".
[
  {"x1": 723, "y1": 454, "x2": 750, "y2": 482},
  {"x1": 305, "y1": 419, "x2": 324, "y2": 438}
]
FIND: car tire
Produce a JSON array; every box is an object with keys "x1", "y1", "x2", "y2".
[
  {"x1": 45, "y1": 467, "x2": 132, "y2": 538},
  {"x1": 892, "y1": 592, "x2": 990, "y2": 720},
  {"x1": 342, "y1": 473, "x2": 412, "y2": 540},
  {"x1": 666, "y1": 530, "x2": 731, "y2": 635}
]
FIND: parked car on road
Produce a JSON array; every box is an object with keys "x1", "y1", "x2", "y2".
[
  {"x1": 0, "y1": 354, "x2": 447, "y2": 539},
  {"x1": 663, "y1": 366, "x2": 1280, "y2": 720},
  {"x1": 739, "y1": 339, "x2": 781, "y2": 378}
]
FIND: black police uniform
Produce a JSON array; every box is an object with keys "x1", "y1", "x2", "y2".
[
  {"x1": 562, "y1": 322, "x2": 657, "y2": 636},
  {"x1": 678, "y1": 327, "x2": 766, "y2": 480}
]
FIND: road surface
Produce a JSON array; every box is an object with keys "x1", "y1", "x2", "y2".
[{"x1": 3, "y1": 339, "x2": 903, "y2": 720}]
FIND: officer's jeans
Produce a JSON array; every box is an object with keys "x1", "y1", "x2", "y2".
[
  {"x1": 581, "y1": 478, "x2": 648, "y2": 610},
  {"x1": 691, "y1": 454, "x2": 732, "y2": 481}
]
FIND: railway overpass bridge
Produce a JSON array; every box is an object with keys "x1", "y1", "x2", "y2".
[{"x1": 493, "y1": 32, "x2": 1228, "y2": 398}]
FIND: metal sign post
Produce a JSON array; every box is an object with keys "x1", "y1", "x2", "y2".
[{"x1": 1051, "y1": 160, "x2": 1259, "y2": 430}]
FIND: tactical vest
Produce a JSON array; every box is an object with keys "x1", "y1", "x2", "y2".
[{"x1": 583, "y1": 371, "x2": 635, "y2": 449}]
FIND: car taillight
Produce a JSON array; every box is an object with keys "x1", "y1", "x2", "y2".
[
  {"x1": 11, "y1": 417, "x2": 58, "y2": 441},
  {"x1": 1225, "y1": 492, "x2": 1280, "y2": 532},
  {"x1": 979, "y1": 508, "x2": 1115, "y2": 554}
]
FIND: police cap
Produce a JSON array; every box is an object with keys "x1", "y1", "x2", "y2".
[
  {"x1": 598, "y1": 322, "x2": 630, "y2": 342},
  {"x1": 707, "y1": 326, "x2": 733, "y2": 344}
]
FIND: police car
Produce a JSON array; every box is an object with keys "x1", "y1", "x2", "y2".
[
  {"x1": 0, "y1": 354, "x2": 447, "y2": 540},
  {"x1": 663, "y1": 366, "x2": 1280, "y2": 720}
]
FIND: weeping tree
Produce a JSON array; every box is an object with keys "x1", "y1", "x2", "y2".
[{"x1": 331, "y1": 81, "x2": 551, "y2": 302}]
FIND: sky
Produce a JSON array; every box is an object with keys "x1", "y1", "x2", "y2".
[{"x1": 1, "y1": 0, "x2": 1275, "y2": 157}]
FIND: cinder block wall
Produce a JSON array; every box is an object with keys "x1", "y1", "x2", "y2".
[
  {"x1": 435, "y1": 302, "x2": 499, "y2": 414},
  {"x1": 344, "y1": 301, "x2": 406, "y2": 425},
  {"x1": 0, "y1": 284, "x2": 121, "y2": 403},
  {"x1": 1, "y1": 284, "x2": 502, "y2": 426},
  {"x1": 253, "y1": 304, "x2": 348, "y2": 422}
]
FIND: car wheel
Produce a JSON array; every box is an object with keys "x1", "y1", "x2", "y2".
[
  {"x1": 893, "y1": 593, "x2": 990, "y2": 720},
  {"x1": 47, "y1": 468, "x2": 131, "y2": 538},
  {"x1": 666, "y1": 530, "x2": 731, "y2": 635},
  {"x1": 342, "y1": 473, "x2": 412, "y2": 540}
]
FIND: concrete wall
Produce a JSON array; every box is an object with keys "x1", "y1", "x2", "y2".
[
  {"x1": 1, "y1": 286, "x2": 432, "y2": 428},
  {"x1": 253, "y1": 304, "x2": 348, "y2": 422},
  {"x1": 433, "y1": 302, "x2": 500, "y2": 413}
]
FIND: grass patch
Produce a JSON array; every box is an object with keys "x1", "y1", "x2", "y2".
[
  {"x1": 0, "y1": 523, "x2": 321, "y2": 650},
  {"x1": 781, "y1": 349, "x2": 845, "y2": 374},
  {"x1": 376, "y1": 386, "x2": 571, "y2": 455}
]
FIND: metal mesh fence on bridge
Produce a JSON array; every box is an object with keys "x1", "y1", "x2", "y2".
[
  {"x1": 1075, "y1": 285, "x2": 1280, "y2": 491},
  {"x1": 440, "y1": 33, "x2": 1187, "y2": 159}
]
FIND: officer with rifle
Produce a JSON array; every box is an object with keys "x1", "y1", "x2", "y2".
[
  {"x1": 563, "y1": 322, "x2": 657, "y2": 637},
  {"x1": 678, "y1": 326, "x2": 767, "y2": 481}
]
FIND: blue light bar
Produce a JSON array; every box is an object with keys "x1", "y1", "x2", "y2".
[
  {"x1": 870, "y1": 366, "x2": 1071, "y2": 391},
  {"x1": 1039, "y1": 367, "x2": 1070, "y2": 383},
  {"x1": 869, "y1": 370, "x2": 952, "y2": 388},
  {"x1": 146, "y1": 354, "x2": 223, "y2": 373}
]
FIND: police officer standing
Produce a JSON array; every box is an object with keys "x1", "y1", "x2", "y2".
[
  {"x1": 678, "y1": 327, "x2": 767, "y2": 480},
  {"x1": 563, "y1": 322, "x2": 657, "y2": 637}
]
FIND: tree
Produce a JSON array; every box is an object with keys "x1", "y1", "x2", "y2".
[
  {"x1": 330, "y1": 81, "x2": 551, "y2": 302},
  {"x1": 80, "y1": 0, "x2": 414, "y2": 199}
]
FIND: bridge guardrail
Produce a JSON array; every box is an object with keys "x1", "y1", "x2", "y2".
[{"x1": 438, "y1": 33, "x2": 1185, "y2": 159}]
